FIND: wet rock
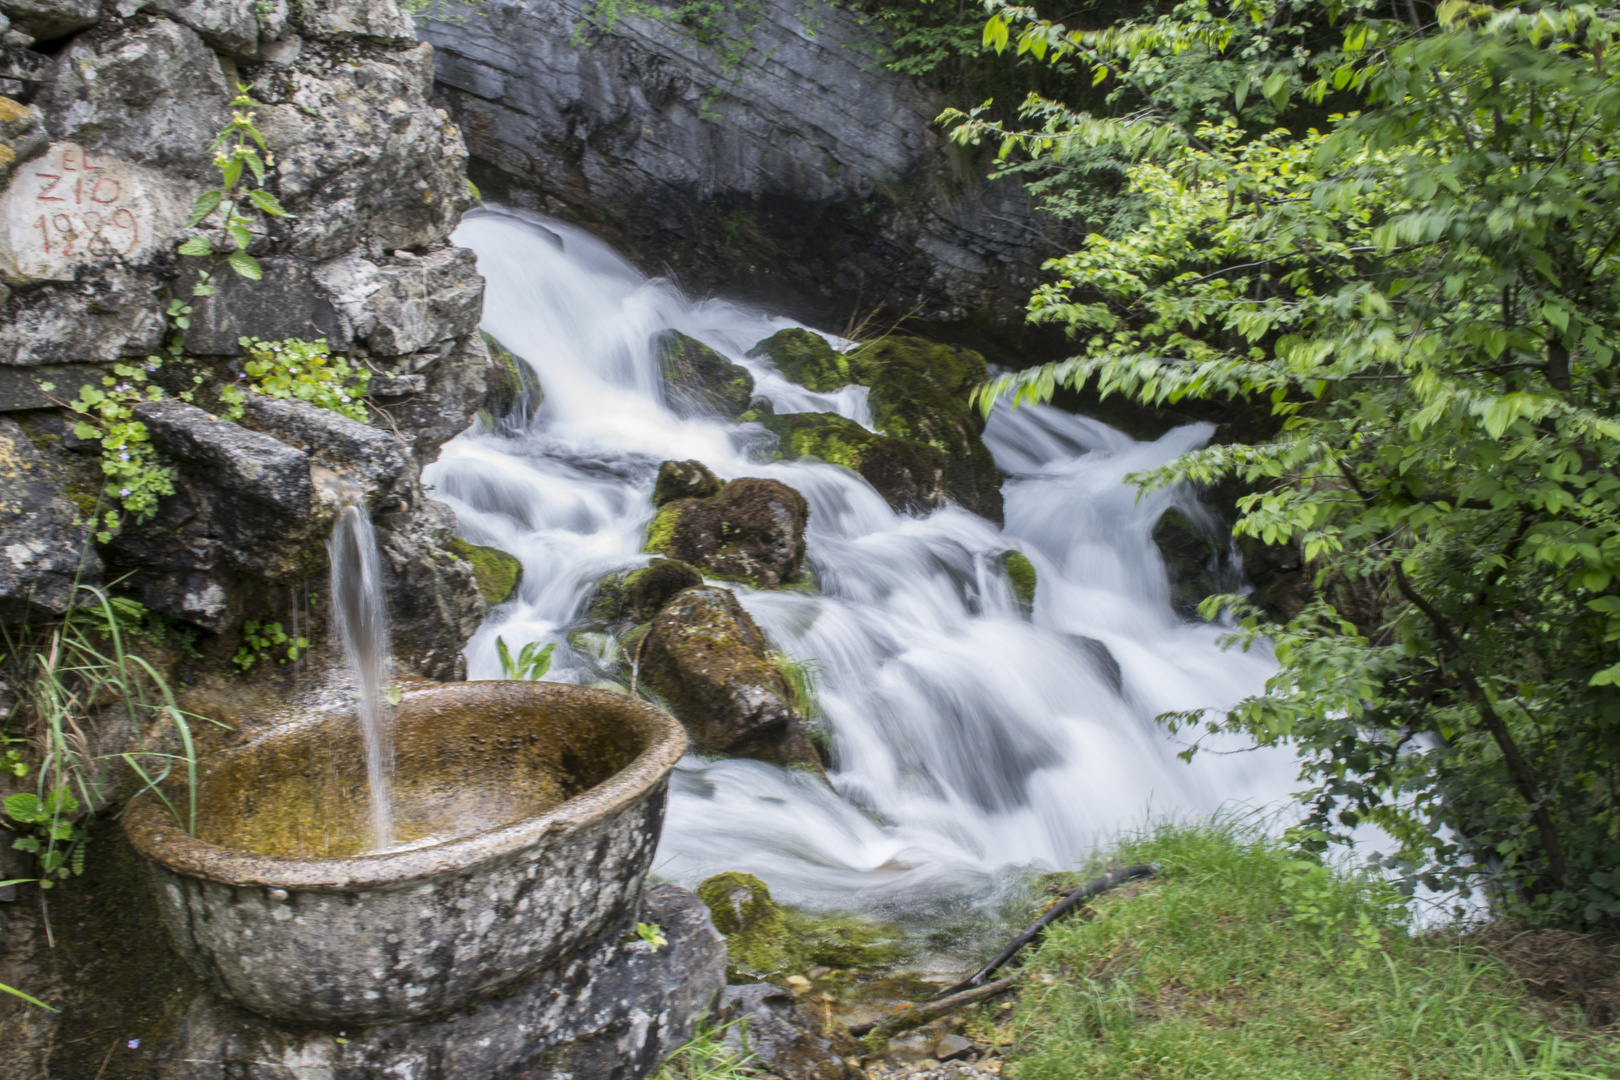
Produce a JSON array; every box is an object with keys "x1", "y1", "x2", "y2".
[
  {"x1": 1236, "y1": 531, "x2": 1309, "y2": 625},
  {"x1": 116, "y1": 883, "x2": 726, "y2": 1080},
  {"x1": 851, "y1": 336, "x2": 1002, "y2": 524},
  {"x1": 376, "y1": 498, "x2": 483, "y2": 679},
  {"x1": 0, "y1": 269, "x2": 165, "y2": 366},
  {"x1": 147, "y1": 0, "x2": 263, "y2": 57},
  {"x1": 296, "y1": 0, "x2": 416, "y2": 44},
  {"x1": 313, "y1": 245, "x2": 484, "y2": 356},
  {"x1": 641, "y1": 585, "x2": 821, "y2": 768},
  {"x1": 0, "y1": 416, "x2": 100, "y2": 619},
  {"x1": 179, "y1": 257, "x2": 350, "y2": 355},
  {"x1": 645, "y1": 476, "x2": 808, "y2": 588},
  {"x1": 252, "y1": 45, "x2": 468, "y2": 259},
  {"x1": 1152, "y1": 506, "x2": 1227, "y2": 620},
  {"x1": 235, "y1": 391, "x2": 414, "y2": 507},
  {"x1": 763, "y1": 412, "x2": 948, "y2": 516},
  {"x1": 750, "y1": 328, "x2": 862, "y2": 393},
  {"x1": 0, "y1": 0, "x2": 95, "y2": 40},
  {"x1": 0, "y1": 95, "x2": 45, "y2": 189},
  {"x1": 657, "y1": 330, "x2": 754, "y2": 419},
  {"x1": 590, "y1": 557, "x2": 703, "y2": 627},
  {"x1": 653, "y1": 458, "x2": 722, "y2": 507},
  {"x1": 36, "y1": 19, "x2": 229, "y2": 181},
  {"x1": 936, "y1": 1034, "x2": 976, "y2": 1061},
  {"x1": 697, "y1": 871, "x2": 791, "y2": 982},
  {"x1": 371, "y1": 332, "x2": 501, "y2": 465},
  {"x1": 715, "y1": 983, "x2": 865, "y2": 1080},
  {"x1": 1000, "y1": 550, "x2": 1036, "y2": 608},
  {"x1": 449, "y1": 535, "x2": 522, "y2": 604},
  {"x1": 1066, "y1": 634, "x2": 1122, "y2": 694}
]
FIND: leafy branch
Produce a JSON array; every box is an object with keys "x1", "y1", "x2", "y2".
[{"x1": 177, "y1": 84, "x2": 288, "y2": 280}]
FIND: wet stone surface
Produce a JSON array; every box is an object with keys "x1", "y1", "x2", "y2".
[{"x1": 151, "y1": 883, "x2": 726, "y2": 1080}]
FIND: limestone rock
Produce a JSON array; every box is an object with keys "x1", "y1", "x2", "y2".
[
  {"x1": 37, "y1": 19, "x2": 229, "y2": 182},
  {"x1": 0, "y1": 416, "x2": 100, "y2": 619},
  {"x1": 589, "y1": 557, "x2": 703, "y2": 627},
  {"x1": 715, "y1": 983, "x2": 865, "y2": 1080},
  {"x1": 657, "y1": 330, "x2": 753, "y2": 419},
  {"x1": 640, "y1": 585, "x2": 820, "y2": 768},
  {"x1": 376, "y1": 497, "x2": 483, "y2": 679},
  {"x1": 235, "y1": 391, "x2": 415, "y2": 508},
  {"x1": 314, "y1": 246, "x2": 484, "y2": 356},
  {"x1": 296, "y1": 0, "x2": 415, "y2": 44},
  {"x1": 0, "y1": 0, "x2": 95, "y2": 40},
  {"x1": 645, "y1": 476, "x2": 807, "y2": 588},
  {"x1": 697, "y1": 870, "x2": 790, "y2": 983},
  {"x1": 147, "y1": 0, "x2": 263, "y2": 57},
  {"x1": 0, "y1": 268, "x2": 165, "y2": 365},
  {"x1": 652, "y1": 458, "x2": 721, "y2": 507},
  {"x1": 0, "y1": 95, "x2": 45, "y2": 189},
  {"x1": 179, "y1": 257, "x2": 350, "y2": 355},
  {"x1": 449, "y1": 535, "x2": 522, "y2": 603},
  {"x1": 369, "y1": 331, "x2": 500, "y2": 465},
  {"x1": 253, "y1": 45, "x2": 468, "y2": 259},
  {"x1": 763, "y1": 412, "x2": 948, "y2": 517}
]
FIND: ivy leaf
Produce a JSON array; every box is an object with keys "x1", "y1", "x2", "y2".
[{"x1": 227, "y1": 251, "x2": 263, "y2": 280}]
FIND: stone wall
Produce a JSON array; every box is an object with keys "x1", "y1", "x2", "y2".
[
  {"x1": 422, "y1": 0, "x2": 1068, "y2": 349},
  {"x1": 0, "y1": 0, "x2": 494, "y2": 678}
]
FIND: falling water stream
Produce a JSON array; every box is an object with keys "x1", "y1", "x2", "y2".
[
  {"x1": 427, "y1": 209, "x2": 1299, "y2": 920},
  {"x1": 328, "y1": 503, "x2": 397, "y2": 852}
]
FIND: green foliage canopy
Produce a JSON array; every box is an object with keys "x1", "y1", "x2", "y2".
[{"x1": 957, "y1": 0, "x2": 1620, "y2": 925}]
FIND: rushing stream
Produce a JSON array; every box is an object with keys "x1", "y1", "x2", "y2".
[{"x1": 426, "y1": 209, "x2": 1298, "y2": 919}]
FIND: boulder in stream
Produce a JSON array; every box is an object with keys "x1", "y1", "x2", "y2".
[
  {"x1": 645, "y1": 476, "x2": 808, "y2": 589},
  {"x1": 640, "y1": 585, "x2": 821, "y2": 769},
  {"x1": 763, "y1": 411, "x2": 948, "y2": 516},
  {"x1": 698, "y1": 870, "x2": 792, "y2": 982},
  {"x1": 653, "y1": 458, "x2": 723, "y2": 507},
  {"x1": 657, "y1": 331, "x2": 755, "y2": 419}
]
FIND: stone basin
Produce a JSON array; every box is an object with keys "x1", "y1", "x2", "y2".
[{"x1": 124, "y1": 681, "x2": 687, "y2": 1026}]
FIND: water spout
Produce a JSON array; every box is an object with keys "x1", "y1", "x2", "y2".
[{"x1": 328, "y1": 504, "x2": 396, "y2": 851}]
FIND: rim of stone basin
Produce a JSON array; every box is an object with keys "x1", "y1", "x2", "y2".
[{"x1": 123, "y1": 681, "x2": 688, "y2": 891}]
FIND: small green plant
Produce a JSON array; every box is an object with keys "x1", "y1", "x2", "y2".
[
  {"x1": 2, "y1": 788, "x2": 86, "y2": 886},
  {"x1": 176, "y1": 84, "x2": 288, "y2": 280},
  {"x1": 233, "y1": 620, "x2": 308, "y2": 673},
  {"x1": 766, "y1": 650, "x2": 821, "y2": 720},
  {"x1": 0, "y1": 982, "x2": 56, "y2": 1012},
  {"x1": 3, "y1": 749, "x2": 28, "y2": 777},
  {"x1": 222, "y1": 337, "x2": 370, "y2": 423},
  {"x1": 636, "y1": 921, "x2": 668, "y2": 951},
  {"x1": 650, "y1": 1018, "x2": 756, "y2": 1080},
  {"x1": 496, "y1": 637, "x2": 555, "y2": 680}
]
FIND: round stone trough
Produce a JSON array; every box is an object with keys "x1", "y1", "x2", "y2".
[{"x1": 124, "y1": 680, "x2": 687, "y2": 1026}]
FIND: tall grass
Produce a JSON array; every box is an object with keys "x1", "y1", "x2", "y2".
[{"x1": 994, "y1": 821, "x2": 1620, "y2": 1080}]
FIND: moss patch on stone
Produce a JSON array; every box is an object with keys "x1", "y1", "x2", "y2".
[
  {"x1": 448, "y1": 537, "x2": 523, "y2": 604},
  {"x1": 748, "y1": 328, "x2": 869, "y2": 392},
  {"x1": 641, "y1": 478, "x2": 809, "y2": 589},
  {"x1": 697, "y1": 871, "x2": 908, "y2": 985},
  {"x1": 762, "y1": 412, "x2": 949, "y2": 516},
  {"x1": 589, "y1": 558, "x2": 704, "y2": 627},
  {"x1": 1001, "y1": 549, "x2": 1037, "y2": 607},
  {"x1": 652, "y1": 459, "x2": 722, "y2": 508},
  {"x1": 658, "y1": 331, "x2": 754, "y2": 419}
]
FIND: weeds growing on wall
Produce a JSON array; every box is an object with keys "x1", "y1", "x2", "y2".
[
  {"x1": 177, "y1": 84, "x2": 288, "y2": 281},
  {"x1": 221, "y1": 337, "x2": 371, "y2": 423}
]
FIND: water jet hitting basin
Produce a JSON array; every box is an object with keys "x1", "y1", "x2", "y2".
[{"x1": 124, "y1": 682, "x2": 687, "y2": 1025}]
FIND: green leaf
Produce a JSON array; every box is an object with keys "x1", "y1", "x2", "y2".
[
  {"x1": 176, "y1": 236, "x2": 213, "y2": 257},
  {"x1": 0, "y1": 982, "x2": 58, "y2": 1012},
  {"x1": 246, "y1": 188, "x2": 288, "y2": 217},
  {"x1": 2, "y1": 793, "x2": 43, "y2": 823},
  {"x1": 227, "y1": 251, "x2": 262, "y2": 280},
  {"x1": 185, "y1": 189, "x2": 223, "y2": 227}
]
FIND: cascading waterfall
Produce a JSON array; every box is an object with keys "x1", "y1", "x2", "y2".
[
  {"x1": 328, "y1": 503, "x2": 397, "y2": 852},
  {"x1": 429, "y1": 208, "x2": 1298, "y2": 918}
]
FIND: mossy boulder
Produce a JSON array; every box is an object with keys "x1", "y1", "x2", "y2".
[
  {"x1": 762, "y1": 412, "x2": 949, "y2": 516},
  {"x1": 698, "y1": 871, "x2": 793, "y2": 982},
  {"x1": 589, "y1": 558, "x2": 704, "y2": 627},
  {"x1": 852, "y1": 336, "x2": 1003, "y2": 523},
  {"x1": 641, "y1": 585, "x2": 821, "y2": 768},
  {"x1": 1000, "y1": 549, "x2": 1037, "y2": 608},
  {"x1": 1152, "y1": 507, "x2": 1227, "y2": 620},
  {"x1": 657, "y1": 331, "x2": 755, "y2": 419},
  {"x1": 747, "y1": 328, "x2": 866, "y2": 392},
  {"x1": 652, "y1": 458, "x2": 723, "y2": 508},
  {"x1": 448, "y1": 537, "x2": 523, "y2": 605},
  {"x1": 644, "y1": 477, "x2": 809, "y2": 589}
]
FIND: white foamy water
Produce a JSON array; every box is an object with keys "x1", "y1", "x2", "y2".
[
  {"x1": 426, "y1": 208, "x2": 1298, "y2": 918},
  {"x1": 328, "y1": 503, "x2": 396, "y2": 851}
]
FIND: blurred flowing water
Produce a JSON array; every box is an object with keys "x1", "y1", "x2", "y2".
[
  {"x1": 427, "y1": 208, "x2": 1298, "y2": 920},
  {"x1": 328, "y1": 503, "x2": 397, "y2": 851}
]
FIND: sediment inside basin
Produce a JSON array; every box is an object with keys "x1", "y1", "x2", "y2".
[{"x1": 193, "y1": 684, "x2": 643, "y2": 858}]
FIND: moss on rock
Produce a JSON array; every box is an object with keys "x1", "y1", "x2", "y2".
[
  {"x1": 653, "y1": 458, "x2": 723, "y2": 508},
  {"x1": 657, "y1": 331, "x2": 754, "y2": 419},
  {"x1": 698, "y1": 871, "x2": 793, "y2": 982},
  {"x1": 448, "y1": 537, "x2": 523, "y2": 604},
  {"x1": 642, "y1": 477, "x2": 809, "y2": 589},
  {"x1": 748, "y1": 328, "x2": 868, "y2": 392},
  {"x1": 1001, "y1": 549, "x2": 1037, "y2": 607},
  {"x1": 762, "y1": 412, "x2": 949, "y2": 516},
  {"x1": 589, "y1": 558, "x2": 704, "y2": 627},
  {"x1": 1152, "y1": 507, "x2": 1224, "y2": 620}
]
